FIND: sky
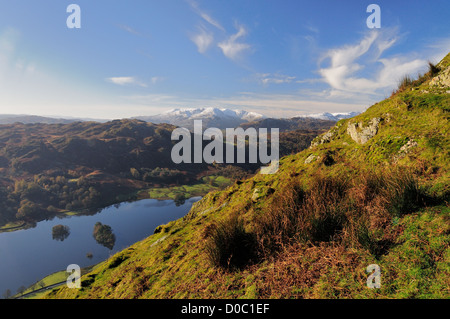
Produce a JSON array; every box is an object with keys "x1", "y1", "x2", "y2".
[{"x1": 0, "y1": 0, "x2": 449, "y2": 119}]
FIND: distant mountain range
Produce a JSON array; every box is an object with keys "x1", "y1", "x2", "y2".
[
  {"x1": 133, "y1": 108, "x2": 266, "y2": 130},
  {"x1": 0, "y1": 114, "x2": 106, "y2": 125},
  {"x1": 133, "y1": 108, "x2": 360, "y2": 130},
  {"x1": 0, "y1": 109, "x2": 360, "y2": 129},
  {"x1": 0, "y1": 114, "x2": 75, "y2": 125},
  {"x1": 297, "y1": 112, "x2": 361, "y2": 122}
]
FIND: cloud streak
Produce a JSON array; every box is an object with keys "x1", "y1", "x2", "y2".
[
  {"x1": 106, "y1": 76, "x2": 147, "y2": 87},
  {"x1": 218, "y1": 24, "x2": 251, "y2": 61},
  {"x1": 187, "y1": 0, "x2": 225, "y2": 31},
  {"x1": 256, "y1": 73, "x2": 296, "y2": 85},
  {"x1": 187, "y1": 1, "x2": 252, "y2": 62}
]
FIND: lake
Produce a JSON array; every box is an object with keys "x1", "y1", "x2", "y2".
[{"x1": 0, "y1": 197, "x2": 201, "y2": 297}]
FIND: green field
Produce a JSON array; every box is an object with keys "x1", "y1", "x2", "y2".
[
  {"x1": 146, "y1": 176, "x2": 231, "y2": 200},
  {"x1": 14, "y1": 264, "x2": 98, "y2": 299}
]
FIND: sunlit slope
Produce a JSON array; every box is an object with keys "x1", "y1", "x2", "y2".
[{"x1": 48, "y1": 53, "x2": 449, "y2": 299}]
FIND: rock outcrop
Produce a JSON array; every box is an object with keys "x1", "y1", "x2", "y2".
[
  {"x1": 347, "y1": 118, "x2": 382, "y2": 144},
  {"x1": 429, "y1": 65, "x2": 450, "y2": 88},
  {"x1": 310, "y1": 127, "x2": 338, "y2": 147}
]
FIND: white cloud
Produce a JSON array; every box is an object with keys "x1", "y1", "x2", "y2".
[
  {"x1": 218, "y1": 24, "x2": 251, "y2": 61},
  {"x1": 187, "y1": 2, "x2": 253, "y2": 62},
  {"x1": 106, "y1": 76, "x2": 147, "y2": 87},
  {"x1": 189, "y1": 25, "x2": 214, "y2": 53},
  {"x1": 318, "y1": 30, "x2": 427, "y2": 96}
]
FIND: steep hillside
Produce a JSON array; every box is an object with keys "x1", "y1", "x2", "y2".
[{"x1": 48, "y1": 53, "x2": 450, "y2": 299}]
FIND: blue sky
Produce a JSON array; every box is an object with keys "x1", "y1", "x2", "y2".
[{"x1": 0, "y1": 0, "x2": 449, "y2": 119}]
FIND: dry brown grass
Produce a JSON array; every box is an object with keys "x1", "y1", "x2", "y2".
[{"x1": 254, "y1": 167, "x2": 428, "y2": 260}]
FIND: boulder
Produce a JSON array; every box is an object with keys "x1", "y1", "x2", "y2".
[{"x1": 347, "y1": 117, "x2": 381, "y2": 144}]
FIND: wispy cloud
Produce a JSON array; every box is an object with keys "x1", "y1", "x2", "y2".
[
  {"x1": 118, "y1": 24, "x2": 141, "y2": 36},
  {"x1": 255, "y1": 73, "x2": 296, "y2": 85},
  {"x1": 117, "y1": 24, "x2": 151, "y2": 39},
  {"x1": 106, "y1": 76, "x2": 147, "y2": 87},
  {"x1": 187, "y1": 0, "x2": 225, "y2": 31},
  {"x1": 218, "y1": 24, "x2": 251, "y2": 61},
  {"x1": 186, "y1": 1, "x2": 252, "y2": 62},
  {"x1": 189, "y1": 25, "x2": 214, "y2": 53},
  {"x1": 151, "y1": 76, "x2": 164, "y2": 84},
  {"x1": 318, "y1": 30, "x2": 427, "y2": 97}
]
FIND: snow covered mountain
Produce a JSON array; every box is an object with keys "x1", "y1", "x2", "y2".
[
  {"x1": 133, "y1": 108, "x2": 266, "y2": 130},
  {"x1": 297, "y1": 112, "x2": 360, "y2": 121},
  {"x1": 133, "y1": 108, "x2": 360, "y2": 130}
]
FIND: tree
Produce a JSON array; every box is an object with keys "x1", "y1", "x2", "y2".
[
  {"x1": 130, "y1": 168, "x2": 140, "y2": 179},
  {"x1": 174, "y1": 193, "x2": 186, "y2": 207},
  {"x1": 93, "y1": 222, "x2": 116, "y2": 250},
  {"x1": 17, "y1": 286, "x2": 26, "y2": 296},
  {"x1": 16, "y1": 200, "x2": 40, "y2": 221},
  {"x1": 38, "y1": 280, "x2": 45, "y2": 289},
  {"x1": 2, "y1": 289, "x2": 12, "y2": 299}
]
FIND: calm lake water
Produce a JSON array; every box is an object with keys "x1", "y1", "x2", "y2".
[{"x1": 0, "y1": 197, "x2": 201, "y2": 297}]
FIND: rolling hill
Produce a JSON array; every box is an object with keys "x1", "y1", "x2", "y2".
[
  {"x1": 0, "y1": 116, "x2": 334, "y2": 229},
  {"x1": 47, "y1": 52, "x2": 449, "y2": 299},
  {"x1": 0, "y1": 120, "x2": 210, "y2": 227}
]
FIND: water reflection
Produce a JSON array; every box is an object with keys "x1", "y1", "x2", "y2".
[
  {"x1": 0, "y1": 196, "x2": 201, "y2": 298},
  {"x1": 92, "y1": 222, "x2": 116, "y2": 250},
  {"x1": 51, "y1": 225, "x2": 70, "y2": 242}
]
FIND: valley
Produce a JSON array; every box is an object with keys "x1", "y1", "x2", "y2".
[
  {"x1": 0, "y1": 111, "x2": 336, "y2": 298},
  {"x1": 0, "y1": 114, "x2": 334, "y2": 231}
]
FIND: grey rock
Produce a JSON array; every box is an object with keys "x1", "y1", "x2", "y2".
[
  {"x1": 304, "y1": 154, "x2": 317, "y2": 164},
  {"x1": 310, "y1": 127, "x2": 338, "y2": 147},
  {"x1": 394, "y1": 139, "x2": 418, "y2": 161},
  {"x1": 429, "y1": 65, "x2": 450, "y2": 88},
  {"x1": 347, "y1": 118, "x2": 382, "y2": 144}
]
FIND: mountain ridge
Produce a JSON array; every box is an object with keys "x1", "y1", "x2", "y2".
[
  {"x1": 0, "y1": 108, "x2": 359, "y2": 128},
  {"x1": 133, "y1": 107, "x2": 360, "y2": 130}
]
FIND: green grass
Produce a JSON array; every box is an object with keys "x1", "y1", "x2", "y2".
[
  {"x1": 12, "y1": 270, "x2": 68, "y2": 299},
  {"x1": 0, "y1": 221, "x2": 26, "y2": 232},
  {"x1": 46, "y1": 53, "x2": 450, "y2": 299},
  {"x1": 17, "y1": 264, "x2": 99, "y2": 299},
  {"x1": 146, "y1": 176, "x2": 232, "y2": 200}
]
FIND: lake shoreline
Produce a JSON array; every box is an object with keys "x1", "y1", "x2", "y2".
[
  {"x1": 0, "y1": 177, "x2": 228, "y2": 234},
  {"x1": 0, "y1": 196, "x2": 201, "y2": 298}
]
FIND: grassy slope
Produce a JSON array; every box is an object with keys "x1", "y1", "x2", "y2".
[
  {"x1": 144, "y1": 176, "x2": 231, "y2": 201},
  {"x1": 48, "y1": 53, "x2": 450, "y2": 299}
]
